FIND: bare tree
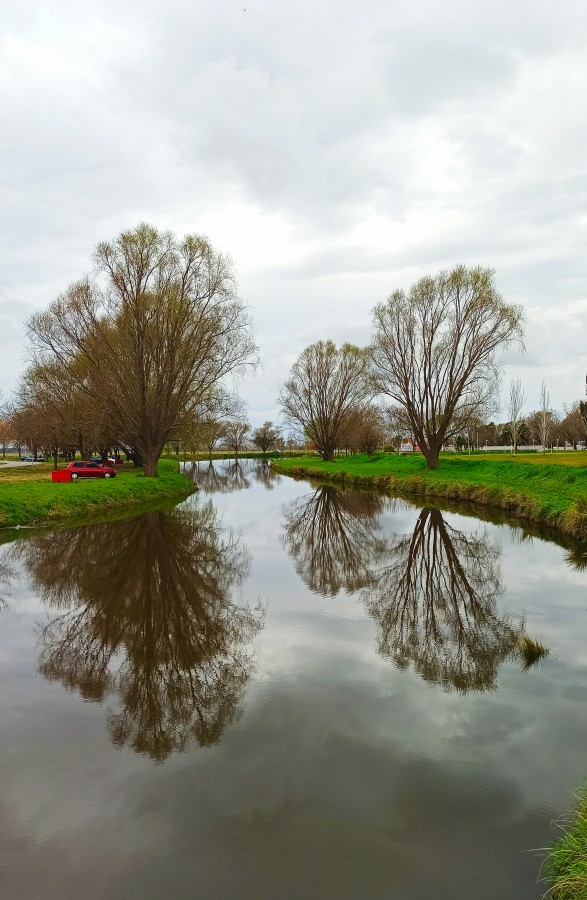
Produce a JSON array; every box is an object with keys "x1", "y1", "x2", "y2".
[
  {"x1": 252, "y1": 421, "x2": 281, "y2": 455},
  {"x1": 538, "y1": 381, "x2": 552, "y2": 452},
  {"x1": 370, "y1": 266, "x2": 525, "y2": 469},
  {"x1": 280, "y1": 341, "x2": 372, "y2": 462},
  {"x1": 556, "y1": 402, "x2": 587, "y2": 449},
  {"x1": 346, "y1": 405, "x2": 387, "y2": 458},
  {"x1": 223, "y1": 421, "x2": 250, "y2": 458},
  {"x1": 27, "y1": 224, "x2": 257, "y2": 476},
  {"x1": 507, "y1": 378, "x2": 525, "y2": 454}
]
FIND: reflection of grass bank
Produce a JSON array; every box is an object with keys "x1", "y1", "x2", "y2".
[
  {"x1": 272, "y1": 454, "x2": 587, "y2": 539},
  {"x1": 546, "y1": 786, "x2": 587, "y2": 899},
  {"x1": 0, "y1": 459, "x2": 196, "y2": 528}
]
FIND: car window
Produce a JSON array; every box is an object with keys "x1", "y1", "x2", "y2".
[
  {"x1": 87, "y1": 463, "x2": 99, "y2": 469},
  {"x1": 73, "y1": 462, "x2": 84, "y2": 468}
]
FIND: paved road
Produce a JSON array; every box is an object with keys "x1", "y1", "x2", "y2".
[{"x1": 0, "y1": 460, "x2": 35, "y2": 468}]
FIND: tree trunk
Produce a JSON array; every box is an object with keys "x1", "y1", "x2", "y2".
[
  {"x1": 124, "y1": 448, "x2": 144, "y2": 467},
  {"x1": 53, "y1": 447, "x2": 58, "y2": 470},
  {"x1": 143, "y1": 448, "x2": 161, "y2": 477},
  {"x1": 422, "y1": 444, "x2": 440, "y2": 469}
]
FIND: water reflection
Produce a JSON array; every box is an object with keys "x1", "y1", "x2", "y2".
[
  {"x1": 19, "y1": 504, "x2": 262, "y2": 761},
  {"x1": 185, "y1": 459, "x2": 252, "y2": 493},
  {"x1": 363, "y1": 507, "x2": 524, "y2": 693},
  {"x1": 0, "y1": 548, "x2": 14, "y2": 611},
  {"x1": 253, "y1": 460, "x2": 281, "y2": 491},
  {"x1": 282, "y1": 486, "x2": 387, "y2": 596}
]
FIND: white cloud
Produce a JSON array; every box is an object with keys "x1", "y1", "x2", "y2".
[{"x1": 1, "y1": 0, "x2": 586, "y2": 422}]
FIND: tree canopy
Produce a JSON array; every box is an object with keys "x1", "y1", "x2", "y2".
[
  {"x1": 27, "y1": 223, "x2": 257, "y2": 475},
  {"x1": 279, "y1": 340, "x2": 372, "y2": 461},
  {"x1": 370, "y1": 265, "x2": 525, "y2": 469}
]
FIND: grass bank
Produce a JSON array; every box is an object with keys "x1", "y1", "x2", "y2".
[
  {"x1": 272, "y1": 453, "x2": 587, "y2": 539},
  {"x1": 0, "y1": 459, "x2": 196, "y2": 528},
  {"x1": 545, "y1": 785, "x2": 587, "y2": 899}
]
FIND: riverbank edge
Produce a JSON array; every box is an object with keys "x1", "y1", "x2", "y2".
[
  {"x1": 544, "y1": 784, "x2": 587, "y2": 899},
  {"x1": 271, "y1": 460, "x2": 587, "y2": 540},
  {"x1": 0, "y1": 459, "x2": 197, "y2": 529}
]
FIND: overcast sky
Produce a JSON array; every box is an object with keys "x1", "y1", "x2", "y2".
[{"x1": 1, "y1": 0, "x2": 587, "y2": 427}]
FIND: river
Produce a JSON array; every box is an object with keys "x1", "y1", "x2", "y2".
[{"x1": 0, "y1": 458, "x2": 586, "y2": 899}]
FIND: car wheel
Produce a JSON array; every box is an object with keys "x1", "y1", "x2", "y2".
[
  {"x1": 104, "y1": 472, "x2": 111, "y2": 478},
  {"x1": 71, "y1": 473, "x2": 78, "y2": 480}
]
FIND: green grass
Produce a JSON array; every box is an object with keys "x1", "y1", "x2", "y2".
[
  {"x1": 0, "y1": 459, "x2": 196, "y2": 528},
  {"x1": 272, "y1": 453, "x2": 587, "y2": 539},
  {"x1": 515, "y1": 635, "x2": 550, "y2": 670},
  {"x1": 544, "y1": 785, "x2": 587, "y2": 899}
]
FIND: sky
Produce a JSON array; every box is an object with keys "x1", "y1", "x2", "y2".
[{"x1": 1, "y1": 0, "x2": 587, "y2": 428}]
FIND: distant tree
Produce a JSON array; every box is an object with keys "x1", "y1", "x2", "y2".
[
  {"x1": 223, "y1": 422, "x2": 250, "y2": 458},
  {"x1": 0, "y1": 417, "x2": 12, "y2": 458},
  {"x1": 499, "y1": 420, "x2": 531, "y2": 447},
  {"x1": 252, "y1": 421, "x2": 281, "y2": 455},
  {"x1": 196, "y1": 420, "x2": 228, "y2": 459},
  {"x1": 556, "y1": 403, "x2": 587, "y2": 449},
  {"x1": 525, "y1": 382, "x2": 557, "y2": 451},
  {"x1": 506, "y1": 378, "x2": 525, "y2": 453},
  {"x1": 370, "y1": 265, "x2": 525, "y2": 469},
  {"x1": 27, "y1": 224, "x2": 257, "y2": 476},
  {"x1": 347, "y1": 406, "x2": 387, "y2": 458},
  {"x1": 280, "y1": 340, "x2": 372, "y2": 462}
]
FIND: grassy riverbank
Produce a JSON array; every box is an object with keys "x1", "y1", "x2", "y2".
[
  {"x1": 272, "y1": 452, "x2": 587, "y2": 539},
  {"x1": 0, "y1": 459, "x2": 196, "y2": 528},
  {"x1": 545, "y1": 786, "x2": 587, "y2": 899}
]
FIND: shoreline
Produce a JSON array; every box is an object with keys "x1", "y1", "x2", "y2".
[
  {"x1": 272, "y1": 454, "x2": 587, "y2": 540},
  {"x1": 0, "y1": 459, "x2": 197, "y2": 530}
]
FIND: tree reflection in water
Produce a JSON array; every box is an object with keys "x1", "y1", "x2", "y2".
[
  {"x1": 19, "y1": 504, "x2": 261, "y2": 761},
  {"x1": 282, "y1": 486, "x2": 387, "y2": 596},
  {"x1": 364, "y1": 507, "x2": 524, "y2": 693},
  {"x1": 0, "y1": 547, "x2": 14, "y2": 612},
  {"x1": 253, "y1": 460, "x2": 280, "y2": 491},
  {"x1": 186, "y1": 460, "x2": 252, "y2": 493}
]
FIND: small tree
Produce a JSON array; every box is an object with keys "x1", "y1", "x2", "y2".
[
  {"x1": 538, "y1": 381, "x2": 552, "y2": 452},
  {"x1": 223, "y1": 422, "x2": 250, "y2": 459},
  {"x1": 370, "y1": 266, "x2": 525, "y2": 469},
  {"x1": 507, "y1": 379, "x2": 525, "y2": 454},
  {"x1": 253, "y1": 421, "x2": 281, "y2": 455},
  {"x1": 347, "y1": 406, "x2": 387, "y2": 458},
  {"x1": 280, "y1": 341, "x2": 372, "y2": 462},
  {"x1": 557, "y1": 403, "x2": 587, "y2": 449}
]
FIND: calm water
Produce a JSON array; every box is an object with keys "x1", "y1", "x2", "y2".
[{"x1": 1, "y1": 459, "x2": 587, "y2": 899}]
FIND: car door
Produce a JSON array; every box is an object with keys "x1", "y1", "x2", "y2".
[{"x1": 85, "y1": 462, "x2": 102, "y2": 478}]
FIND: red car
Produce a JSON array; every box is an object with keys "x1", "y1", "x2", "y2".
[{"x1": 67, "y1": 461, "x2": 117, "y2": 479}]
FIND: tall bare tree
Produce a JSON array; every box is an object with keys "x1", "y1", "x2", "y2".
[
  {"x1": 538, "y1": 381, "x2": 552, "y2": 452},
  {"x1": 27, "y1": 224, "x2": 257, "y2": 476},
  {"x1": 370, "y1": 266, "x2": 525, "y2": 469},
  {"x1": 280, "y1": 340, "x2": 372, "y2": 462},
  {"x1": 507, "y1": 378, "x2": 525, "y2": 454}
]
